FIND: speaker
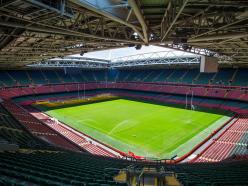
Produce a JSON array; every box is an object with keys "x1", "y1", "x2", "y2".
[
  {"x1": 200, "y1": 56, "x2": 218, "y2": 73},
  {"x1": 135, "y1": 44, "x2": 142, "y2": 50}
]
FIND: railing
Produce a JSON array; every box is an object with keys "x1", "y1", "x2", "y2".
[{"x1": 1, "y1": 80, "x2": 247, "y2": 90}]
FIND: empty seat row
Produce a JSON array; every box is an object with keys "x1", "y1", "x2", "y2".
[
  {"x1": 193, "y1": 116, "x2": 248, "y2": 162},
  {"x1": 1, "y1": 68, "x2": 248, "y2": 87}
]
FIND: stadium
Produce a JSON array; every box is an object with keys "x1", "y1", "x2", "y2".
[{"x1": 0, "y1": 0, "x2": 248, "y2": 185}]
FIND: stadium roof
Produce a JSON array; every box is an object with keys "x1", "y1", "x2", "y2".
[
  {"x1": 0, "y1": 0, "x2": 247, "y2": 68},
  {"x1": 27, "y1": 50, "x2": 200, "y2": 68}
]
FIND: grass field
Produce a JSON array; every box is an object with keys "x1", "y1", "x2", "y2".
[{"x1": 39, "y1": 99, "x2": 228, "y2": 159}]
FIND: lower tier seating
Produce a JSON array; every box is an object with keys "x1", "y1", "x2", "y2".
[
  {"x1": 41, "y1": 116, "x2": 117, "y2": 157},
  {"x1": 193, "y1": 115, "x2": 248, "y2": 163},
  {"x1": 1, "y1": 102, "x2": 81, "y2": 152},
  {"x1": 175, "y1": 160, "x2": 248, "y2": 185},
  {"x1": 0, "y1": 150, "x2": 247, "y2": 185},
  {"x1": 2, "y1": 101, "x2": 118, "y2": 157},
  {"x1": 0, "y1": 151, "x2": 128, "y2": 186},
  {"x1": 0, "y1": 105, "x2": 53, "y2": 150}
]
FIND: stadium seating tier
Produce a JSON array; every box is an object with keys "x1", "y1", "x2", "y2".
[{"x1": 1, "y1": 68, "x2": 248, "y2": 87}]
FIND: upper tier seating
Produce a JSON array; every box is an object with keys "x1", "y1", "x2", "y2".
[
  {"x1": 94, "y1": 70, "x2": 106, "y2": 82},
  {"x1": 0, "y1": 71, "x2": 15, "y2": 87},
  {"x1": 28, "y1": 70, "x2": 47, "y2": 84},
  {"x1": 159, "y1": 69, "x2": 174, "y2": 82},
  {"x1": 82, "y1": 71, "x2": 96, "y2": 82},
  {"x1": 166, "y1": 69, "x2": 185, "y2": 82},
  {"x1": 183, "y1": 69, "x2": 199, "y2": 84},
  {"x1": 56, "y1": 71, "x2": 74, "y2": 83},
  {"x1": 232, "y1": 69, "x2": 248, "y2": 86},
  {"x1": 43, "y1": 71, "x2": 61, "y2": 84},
  {"x1": 196, "y1": 73, "x2": 215, "y2": 84},
  {"x1": 8, "y1": 71, "x2": 31, "y2": 86},
  {"x1": 1, "y1": 68, "x2": 248, "y2": 87},
  {"x1": 213, "y1": 69, "x2": 235, "y2": 85}
]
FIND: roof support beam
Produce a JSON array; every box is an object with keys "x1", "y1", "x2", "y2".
[
  {"x1": 128, "y1": 0, "x2": 148, "y2": 44},
  {"x1": 189, "y1": 33, "x2": 248, "y2": 42},
  {"x1": 161, "y1": 0, "x2": 189, "y2": 42},
  {"x1": 188, "y1": 2, "x2": 248, "y2": 8},
  {"x1": 0, "y1": 0, "x2": 20, "y2": 8},
  {"x1": 69, "y1": 0, "x2": 145, "y2": 42},
  {"x1": 0, "y1": 20, "x2": 140, "y2": 44},
  {"x1": 191, "y1": 17, "x2": 248, "y2": 39},
  {"x1": 156, "y1": 43, "x2": 218, "y2": 57}
]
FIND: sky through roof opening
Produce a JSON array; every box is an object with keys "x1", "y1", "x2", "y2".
[{"x1": 71, "y1": 45, "x2": 197, "y2": 61}]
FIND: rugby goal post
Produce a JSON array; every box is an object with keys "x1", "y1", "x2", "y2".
[{"x1": 185, "y1": 91, "x2": 195, "y2": 110}]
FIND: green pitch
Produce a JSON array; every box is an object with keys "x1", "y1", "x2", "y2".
[{"x1": 41, "y1": 99, "x2": 227, "y2": 159}]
